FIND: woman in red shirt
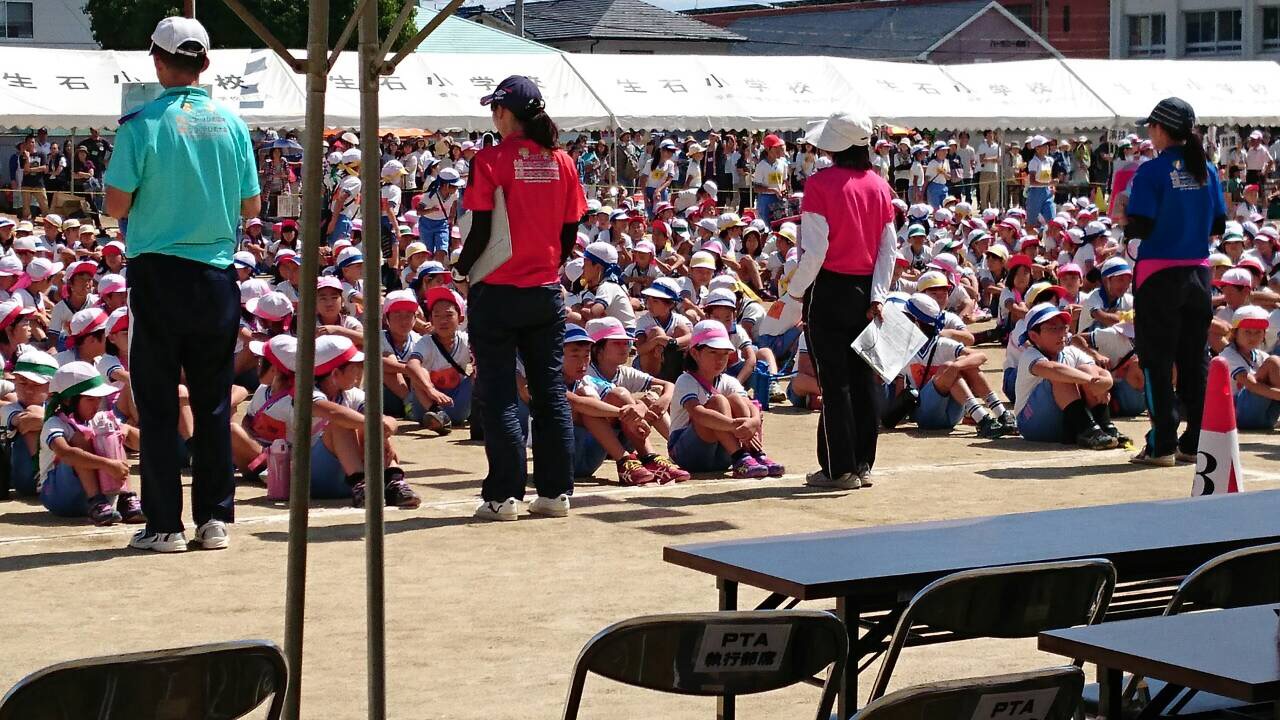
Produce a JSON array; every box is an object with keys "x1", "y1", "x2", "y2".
[
  {"x1": 455, "y1": 76, "x2": 587, "y2": 522},
  {"x1": 780, "y1": 112, "x2": 898, "y2": 491}
]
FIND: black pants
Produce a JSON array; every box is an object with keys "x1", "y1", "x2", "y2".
[
  {"x1": 803, "y1": 270, "x2": 879, "y2": 477},
  {"x1": 129, "y1": 253, "x2": 239, "y2": 533},
  {"x1": 1134, "y1": 265, "x2": 1211, "y2": 456},
  {"x1": 468, "y1": 282, "x2": 573, "y2": 502}
]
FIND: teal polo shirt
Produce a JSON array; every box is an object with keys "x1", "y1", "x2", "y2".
[{"x1": 104, "y1": 86, "x2": 259, "y2": 269}]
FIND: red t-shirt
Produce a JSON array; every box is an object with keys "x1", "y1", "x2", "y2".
[
  {"x1": 799, "y1": 167, "x2": 895, "y2": 275},
  {"x1": 464, "y1": 133, "x2": 587, "y2": 287}
]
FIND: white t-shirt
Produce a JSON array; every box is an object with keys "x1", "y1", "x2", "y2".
[
  {"x1": 1, "y1": 400, "x2": 37, "y2": 438},
  {"x1": 246, "y1": 385, "x2": 296, "y2": 443},
  {"x1": 1267, "y1": 308, "x2": 1280, "y2": 352},
  {"x1": 977, "y1": 141, "x2": 1000, "y2": 174},
  {"x1": 589, "y1": 363, "x2": 653, "y2": 394},
  {"x1": 96, "y1": 353, "x2": 126, "y2": 387},
  {"x1": 902, "y1": 335, "x2": 965, "y2": 389},
  {"x1": 1220, "y1": 343, "x2": 1267, "y2": 390},
  {"x1": 623, "y1": 262, "x2": 661, "y2": 287},
  {"x1": 54, "y1": 348, "x2": 99, "y2": 367},
  {"x1": 1084, "y1": 326, "x2": 1134, "y2": 367},
  {"x1": 670, "y1": 371, "x2": 747, "y2": 433},
  {"x1": 337, "y1": 175, "x2": 362, "y2": 219},
  {"x1": 409, "y1": 331, "x2": 471, "y2": 374},
  {"x1": 636, "y1": 311, "x2": 692, "y2": 337},
  {"x1": 684, "y1": 158, "x2": 702, "y2": 190},
  {"x1": 49, "y1": 296, "x2": 99, "y2": 339},
  {"x1": 318, "y1": 314, "x2": 363, "y2": 333},
  {"x1": 1027, "y1": 155, "x2": 1054, "y2": 186},
  {"x1": 274, "y1": 280, "x2": 299, "y2": 305},
  {"x1": 925, "y1": 159, "x2": 949, "y2": 185},
  {"x1": 380, "y1": 183, "x2": 402, "y2": 217},
  {"x1": 753, "y1": 158, "x2": 788, "y2": 193},
  {"x1": 955, "y1": 145, "x2": 977, "y2": 179},
  {"x1": 1014, "y1": 345, "x2": 1094, "y2": 415},
  {"x1": 341, "y1": 279, "x2": 363, "y2": 316},
  {"x1": 1079, "y1": 290, "x2": 1133, "y2": 333},
  {"x1": 38, "y1": 413, "x2": 76, "y2": 481},
  {"x1": 646, "y1": 159, "x2": 676, "y2": 189},
  {"x1": 380, "y1": 328, "x2": 422, "y2": 362},
  {"x1": 419, "y1": 189, "x2": 456, "y2": 222},
  {"x1": 584, "y1": 281, "x2": 636, "y2": 331}
]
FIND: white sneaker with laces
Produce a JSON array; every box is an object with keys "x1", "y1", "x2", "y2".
[
  {"x1": 805, "y1": 470, "x2": 861, "y2": 490},
  {"x1": 528, "y1": 494, "x2": 570, "y2": 518},
  {"x1": 128, "y1": 529, "x2": 188, "y2": 553},
  {"x1": 192, "y1": 520, "x2": 229, "y2": 550},
  {"x1": 474, "y1": 498, "x2": 520, "y2": 521}
]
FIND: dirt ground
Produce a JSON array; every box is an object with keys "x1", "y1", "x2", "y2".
[{"x1": 1, "y1": 352, "x2": 1276, "y2": 719}]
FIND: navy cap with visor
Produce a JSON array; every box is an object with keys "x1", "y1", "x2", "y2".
[{"x1": 480, "y1": 75, "x2": 545, "y2": 118}]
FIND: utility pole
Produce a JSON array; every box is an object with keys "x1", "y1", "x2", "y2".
[
  {"x1": 515, "y1": 0, "x2": 524, "y2": 37},
  {"x1": 184, "y1": 0, "x2": 195, "y2": 17}
]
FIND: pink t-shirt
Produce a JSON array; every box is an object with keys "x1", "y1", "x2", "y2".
[{"x1": 799, "y1": 167, "x2": 895, "y2": 275}]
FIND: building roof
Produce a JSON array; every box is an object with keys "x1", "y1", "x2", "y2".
[
  {"x1": 714, "y1": 0, "x2": 998, "y2": 59},
  {"x1": 413, "y1": 5, "x2": 559, "y2": 53},
  {"x1": 489, "y1": 0, "x2": 746, "y2": 43}
]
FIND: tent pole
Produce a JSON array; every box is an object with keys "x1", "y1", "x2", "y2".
[
  {"x1": 280, "y1": 0, "x2": 328, "y2": 717},
  {"x1": 376, "y1": 0, "x2": 419, "y2": 61},
  {"x1": 381, "y1": 0, "x2": 465, "y2": 73},
  {"x1": 219, "y1": 0, "x2": 304, "y2": 72},
  {"x1": 358, "y1": 0, "x2": 388, "y2": 717},
  {"x1": 328, "y1": 0, "x2": 376, "y2": 73}
]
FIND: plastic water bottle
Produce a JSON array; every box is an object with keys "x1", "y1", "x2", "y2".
[
  {"x1": 90, "y1": 412, "x2": 127, "y2": 495},
  {"x1": 266, "y1": 439, "x2": 291, "y2": 500}
]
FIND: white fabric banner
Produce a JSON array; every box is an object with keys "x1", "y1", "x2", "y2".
[
  {"x1": 940, "y1": 60, "x2": 1115, "y2": 130},
  {"x1": 1063, "y1": 59, "x2": 1280, "y2": 127}
]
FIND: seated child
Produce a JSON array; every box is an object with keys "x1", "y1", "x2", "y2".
[
  {"x1": 1014, "y1": 303, "x2": 1125, "y2": 449},
  {"x1": 703, "y1": 288, "x2": 784, "y2": 402},
  {"x1": 585, "y1": 317, "x2": 688, "y2": 482},
  {"x1": 576, "y1": 241, "x2": 636, "y2": 332},
  {"x1": 54, "y1": 307, "x2": 108, "y2": 366},
  {"x1": 634, "y1": 277, "x2": 693, "y2": 381},
  {"x1": 1210, "y1": 268, "x2": 1255, "y2": 353},
  {"x1": 1077, "y1": 257, "x2": 1133, "y2": 333},
  {"x1": 561, "y1": 324, "x2": 670, "y2": 486},
  {"x1": 894, "y1": 294, "x2": 1015, "y2": 438},
  {"x1": 3, "y1": 349, "x2": 58, "y2": 496},
  {"x1": 39, "y1": 361, "x2": 142, "y2": 524},
  {"x1": 405, "y1": 287, "x2": 473, "y2": 434},
  {"x1": 311, "y1": 336, "x2": 420, "y2": 509},
  {"x1": 1074, "y1": 322, "x2": 1144, "y2": 417},
  {"x1": 231, "y1": 335, "x2": 297, "y2": 479},
  {"x1": 379, "y1": 290, "x2": 424, "y2": 421},
  {"x1": 316, "y1": 276, "x2": 364, "y2": 345},
  {"x1": 1220, "y1": 306, "x2": 1280, "y2": 430},
  {"x1": 668, "y1": 320, "x2": 783, "y2": 478},
  {"x1": 786, "y1": 332, "x2": 822, "y2": 411}
]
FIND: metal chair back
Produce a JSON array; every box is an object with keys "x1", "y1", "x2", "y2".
[
  {"x1": 868, "y1": 559, "x2": 1115, "y2": 700},
  {"x1": 0, "y1": 640, "x2": 287, "y2": 720},
  {"x1": 859, "y1": 666, "x2": 1085, "y2": 720},
  {"x1": 1169, "y1": 541, "x2": 1280, "y2": 614},
  {"x1": 561, "y1": 610, "x2": 847, "y2": 720}
]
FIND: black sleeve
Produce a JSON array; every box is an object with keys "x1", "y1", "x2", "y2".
[
  {"x1": 1211, "y1": 214, "x2": 1226, "y2": 238},
  {"x1": 454, "y1": 210, "x2": 492, "y2": 277},
  {"x1": 559, "y1": 223, "x2": 578, "y2": 265},
  {"x1": 1126, "y1": 214, "x2": 1154, "y2": 240}
]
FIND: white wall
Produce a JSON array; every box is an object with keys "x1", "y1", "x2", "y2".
[
  {"x1": 0, "y1": 0, "x2": 97, "y2": 49},
  {"x1": 1112, "y1": 0, "x2": 1280, "y2": 58}
]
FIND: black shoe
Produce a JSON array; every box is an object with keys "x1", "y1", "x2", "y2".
[
  {"x1": 1077, "y1": 427, "x2": 1119, "y2": 451},
  {"x1": 347, "y1": 472, "x2": 367, "y2": 508},
  {"x1": 383, "y1": 468, "x2": 420, "y2": 509},
  {"x1": 1101, "y1": 423, "x2": 1131, "y2": 447},
  {"x1": 976, "y1": 416, "x2": 1010, "y2": 439}
]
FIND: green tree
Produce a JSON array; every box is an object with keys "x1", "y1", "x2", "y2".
[{"x1": 82, "y1": 0, "x2": 418, "y2": 52}]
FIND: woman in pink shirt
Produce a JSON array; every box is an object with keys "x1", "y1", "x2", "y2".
[{"x1": 778, "y1": 112, "x2": 898, "y2": 491}]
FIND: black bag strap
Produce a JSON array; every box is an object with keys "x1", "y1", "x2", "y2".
[{"x1": 430, "y1": 334, "x2": 469, "y2": 377}]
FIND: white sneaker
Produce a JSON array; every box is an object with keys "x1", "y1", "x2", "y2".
[
  {"x1": 528, "y1": 494, "x2": 571, "y2": 518},
  {"x1": 192, "y1": 520, "x2": 229, "y2": 550},
  {"x1": 805, "y1": 470, "x2": 861, "y2": 490},
  {"x1": 128, "y1": 529, "x2": 188, "y2": 553},
  {"x1": 474, "y1": 498, "x2": 520, "y2": 521}
]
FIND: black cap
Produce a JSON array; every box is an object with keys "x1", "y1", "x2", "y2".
[
  {"x1": 479, "y1": 75, "x2": 544, "y2": 118},
  {"x1": 1138, "y1": 97, "x2": 1195, "y2": 135}
]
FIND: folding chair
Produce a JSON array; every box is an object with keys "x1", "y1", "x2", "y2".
[
  {"x1": 0, "y1": 640, "x2": 287, "y2": 720},
  {"x1": 868, "y1": 558, "x2": 1116, "y2": 701},
  {"x1": 858, "y1": 666, "x2": 1085, "y2": 720},
  {"x1": 561, "y1": 610, "x2": 847, "y2": 720},
  {"x1": 1083, "y1": 541, "x2": 1280, "y2": 717}
]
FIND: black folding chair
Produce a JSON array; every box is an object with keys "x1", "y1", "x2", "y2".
[
  {"x1": 561, "y1": 610, "x2": 847, "y2": 720},
  {"x1": 858, "y1": 666, "x2": 1085, "y2": 720},
  {"x1": 868, "y1": 558, "x2": 1116, "y2": 701},
  {"x1": 0, "y1": 640, "x2": 286, "y2": 720},
  {"x1": 1083, "y1": 541, "x2": 1280, "y2": 717}
]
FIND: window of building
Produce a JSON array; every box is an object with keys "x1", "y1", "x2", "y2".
[
  {"x1": 1264, "y1": 7, "x2": 1280, "y2": 51},
  {"x1": 1006, "y1": 3, "x2": 1036, "y2": 31},
  {"x1": 1127, "y1": 14, "x2": 1166, "y2": 56},
  {"x1": 0, "y1": 2, "x2": 33, "y2": 39},
  {"x1": 1063, "y1": 5, "x2": 1071, "y2": 33},
  {"x1": 1184, "y1": 9, "x2": 1242, "y2": 55}
]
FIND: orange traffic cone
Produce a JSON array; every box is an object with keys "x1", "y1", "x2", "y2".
[{"x1": 1193, "y1": 356, "x2": 1244, "y2": 496}]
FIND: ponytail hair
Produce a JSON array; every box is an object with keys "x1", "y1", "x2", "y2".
[
  {"x1": 516, "y1": 108, "x2": 559, "y2": 150},
  {"x1": 1178, "y1": 128, "x2": 1209, "y2": 186}
]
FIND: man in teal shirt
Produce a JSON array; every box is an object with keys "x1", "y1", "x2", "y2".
[{"x1": 105, "y1": 16, "x2": 260, "y2": 554}]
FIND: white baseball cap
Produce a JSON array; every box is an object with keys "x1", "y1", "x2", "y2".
[
  {"x1": 68, "y1": 307, "x2": 108, "y2": 338},
  {"x1": 51, "y1": 361, "x2": 117, "y2": 400},
  {"x1": 381, "y1": 160, "x2": 408, "y2": 178},
  {"x1": 249, "y1": 334, "x2": 299, "y2": 375},
  {"x1": 584, "y1": 241, "x2": 618, "y2": 266},
  {"x1": 314, "y1": 335, "x2": 364, "y2": 376},
  {"x1": 804, "y1": 112, "x2": 873, "y2": 152},
  {"x1": 26, "y1": 258, "x2": 62, "y2": 282},
  {"x1": 150, "y1": 16, "x2": 210, "y2": 57},
  {"x1": 246, "y1": 291, "x2": 294, "y2": 322},
  {"x1": 12, "y1": 349, "x2": 57, "y2": 384},
  {"x1": 239, "y1": 277, "x2": 273, "y2": 305}
]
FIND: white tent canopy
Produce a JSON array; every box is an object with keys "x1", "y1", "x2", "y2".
[{"x1": 0, "y1": 46, "x2": 1276, "y2": 132}]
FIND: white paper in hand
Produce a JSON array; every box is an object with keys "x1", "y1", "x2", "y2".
[
  {"x1": 456, "y1": 186, "x2": 513, "y2": 284},
  {"x1": 851, "y1": 305, "x2": 929, "y2": 383}
]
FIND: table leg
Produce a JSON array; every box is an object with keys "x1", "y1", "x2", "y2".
[
  {"x1": 1099, "y1": 666, "x2": 1123, "y2": 720},
  {"x1": 718, "y1": 578, "x2": 738, "y2": 720},
  {"x1": 836, "y1": 596, "x2": 859, "y2": 720}
]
